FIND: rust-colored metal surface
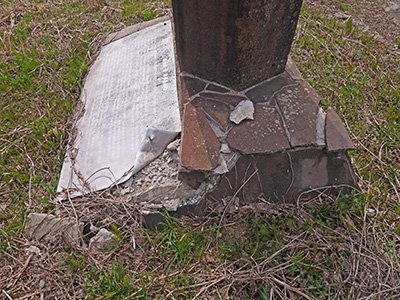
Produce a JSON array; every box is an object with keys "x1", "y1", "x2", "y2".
[{"x1": 172, "y1": 0, "x2": 303, "y2": 90}]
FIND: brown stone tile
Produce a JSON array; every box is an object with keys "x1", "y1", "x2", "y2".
[
  {"x1": 180, "y1": 103, "x2": 221, "y2": 170},
  {"x1": 228, "y1": 104, "x2": 290, "y2": 154},
  {"x1": 298, "y1": 80, "x2": 322, "y2": 106},
  {"x1": 191, "y1": 96, "x2": 232, "y2": 130},
  {"x1": 199, "y1": 92, "x2": 248, "y2": 107},
  {"x1": 206, "y1": 83, "x2": 230, "y2": 93},
  {"x1": 179, "y1": 75, "x2": 207, "y2": 104},
  {"x1": 326, "y1": 107, "x2": 354, "y2": 151},
  {"x1": 207, "y1": 155, "x2": 263, "y2": 202},
  {"x1": 255, "y1": 152, "x2": 292, "y2": 202},
  {"x1": 245, "y1": 74, "x2": 296, "y2": 104},
  {"x1": 276, "y1": 85, "x2": 320, "y2": 147},
  {"x1": 178, "y1": 167, "x2": 208, "y2": 190}
]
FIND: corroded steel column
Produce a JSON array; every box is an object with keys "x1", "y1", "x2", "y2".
[{"x1": 172, "y1": 0, "x2": 303, "y2": 90}]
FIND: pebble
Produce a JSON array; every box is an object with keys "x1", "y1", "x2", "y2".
[{"x1": 39, "y1": 279, "x2": 46, "y2": 289}]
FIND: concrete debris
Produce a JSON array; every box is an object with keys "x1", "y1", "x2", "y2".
[
  {"x1": 25, "y1": 245, "x2": 41, "y2": 256},
  {"x1": 167, "y1": 138, "x2": 181, "y2": 151},
  {"x1": 220, "y1": 143, "x2": 231, "y2": 154},
  {"x1": 229, "y1": 100, "x2": 255, "y2": 124},
  {"x1": 214, "y1": 156, "x2": 229, "y2": 174},
  {"x1": 25, "y1": 213, "x2": 83, "y2": 247},
  {"x1": 128, "y1": 128, "x2": 179, "y2": 177},
  {"x1": 89, "y1": 228, "x2": 117, "y2": 251}
]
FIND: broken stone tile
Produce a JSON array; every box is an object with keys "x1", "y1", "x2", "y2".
[
  {"x1": 326, "y1": 107, "x2": 354, "y2": 151},
  {"x1": 180, "y1": 103, "x2": 221, "y2": 170},
  {"x1": 207, "y1": 148, "x2": 358, "y2": 204},
  {"x1": 284, "y1": 55, "x2": 303, "y2": 81},
  {"x1": 207, "y1": 155, "x2": 263, "y2": 203},
  {"x1": 256, "y1": 152, "x2": 292, "y2": 202},
  {"x1": 199, "y1": 92, "x2": 247, "y2": 107},
  {"x1": 245, "y1": 74, "x2": 296, "y2": 104},
  {"x1": 287, "y1": 148, "x2": 358, "y2": 198},
  {"x1": 89, "y1": 228, "x2": 117, "y2": 251},
  {"x1": 191, "y1": 96, "x2": 232, "y2": 130},
  {"x1": 25, "y1": 213, "x2": 83, "y2": 247},
  {"x1": 178, "y1": 168, "x2": 208, "y2": 189},
  {"x1": 206, "y1": 83, "x2": 230, "y2": 93},
  {"x1": 228, "y1": 104, "x2": 290, "y2": 154},
  {"x1": 299, "y1": 80, "x2": 322, "y2": 105},
  {"x1": 179, "y1": 75, "x2": 207, "y2": 104},
  {"x1": 229, "y1": 100, "x2": 255, "y2": 124},
  {"x1": 276, "y1": 85, "x2": 321, "y2": 147}
]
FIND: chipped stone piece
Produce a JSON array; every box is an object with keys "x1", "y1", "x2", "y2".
[
  {"x1": 367, "y1": 208, "x2": 377, "y2": 217},
  {"x1": 89, "y1": 228, "x2": 117, "y2": 251},
  {"x1": 167, "y1": 139, "x2": 181, "y2": 151},
  {"x1": 180, "y1": 103, "x2": 221, "y2": 170},
  {"x1": 220, "y1": 143, "x2": 231, "y2": 154},
  {"x1": 214, "y1": 156, "x2": 229, "y2": 174},
  {"x1": 229, "y1": 100, "x2": 254, "y2": 124},
  {"x1": 26, "y1": 245, "x2": 41, "y2": 255},
  {"x1": 25, "y1": 213, "x2": 83, "y2": 247},
  {"x1": 326, "y1": 107, "x2": 354, "y2": 151},
  {"x1": 39, "y1": 280, "x2": 46, "y2": 289}
]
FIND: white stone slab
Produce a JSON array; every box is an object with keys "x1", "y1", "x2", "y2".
[{"x1": 57, "y1": 19, "x2": 180, "y2": 198}]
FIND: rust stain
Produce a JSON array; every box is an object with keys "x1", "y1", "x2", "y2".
[{"x1": 236, "y1": 18, "x2": 261, "y2": 53}]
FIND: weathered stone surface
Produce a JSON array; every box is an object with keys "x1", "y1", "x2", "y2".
[
  {"x1": 206, "y1": 83, "x2": 230, "y2": 93},
  {"x1": 89, "y1": 229, "x2": 117, "y2": 251},
  {"x1": 229, "y1": 100, "x2": 255, "y2": 124},
  {"x1": 284, "y1": 55, "x2": 303, "y2": 81},
  {"x1": 179, "y1": 75, "x2": 207, "y2": 104},
  {"x1": 178, "y1": 168, "x2": 207, "y2": 190},
  {"x1": 298, "y1": 80, "x2": 322, "y2": 105},
  {"x1": 208, "y1": 155, "x2": 262, "y2": 203},
  {"x1": 180, "y1": 103, "x2": 221, "y2": 170},
  {"x1": 191, "y1": 97, "x2": 232, "y2": 130},
  {"x1": 326, "y1": 107, "x2": 354, "y2": 151},
  {"x1": 228, "y1": 104, "x2": 290, "y2": 154},
  {"x1": 276, "y1": 85, "x2": 320, "y2": 147},
  {"x1": 25, "y1": 213, "x2": 83, "y2": 246},
  {"x1": 172, "y1": 0, "x2": 303, "y2": 90},
  {"x1": 199, "y1": 92, "x2": 247, "y2": 107},
  {"x1": 207, "y1": 148, "x2": 358, "y2": 203},
  {"x1": 245, "y1": 74, "x2": 296, "y2": 104}
]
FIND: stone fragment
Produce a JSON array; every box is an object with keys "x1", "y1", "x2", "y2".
[
  {"x1": 229, "y1": 100, "x2": 255, "y2": 124},
  {"x1": 39, "y1": 280, "x2": 46, "y2": 289},
  {"x1": 178, "y1": 168, "x2": 208, "y2": 190},
  {"x1": 167, "y1": 139, "x2": 181, "y2": 151},
  {"x1": 228, "y1": 105, "x2": 290, "y2": 154},
  {"x1": 298, "y1": 80, "x2": 322, "y2": 105},
  {"x1": 326, "y1": 107, "x2": 354, "y2": 151},
  {"x1": 25, "y1": 245, "x2": 41, "y2": 255},
  {"x1": 206, "y1": 83, "x2": 230, "y2": 93},
  {"x1": 191, "y1": 97, "x2": 232, "y2": 129},
  {"x1": 179, "y1": 75, "x2": 207, "y2": 104},
  {"x1": 180, "y1": 103, "x2": 221, "y2": 170},
  {"x1": 276, "y1": 85, "x2": 320, "y2": 147},
  {"x1": 284, "y1": 55, "x2": 303, "y2": 81},
  {"x1": 89, "y1": 228, "x2": 117, "y2": 251},
  {"x1": 245, "y1": 74, "x2": 296, "y2": 104},
  {"x1": 25, "y1": 213, "x2": 83, "y2": 247},
  {"x1": 172, "y1": 0, "x2": 303, "y2": 90},
  {"x1": 199, "y1": 92, "x2": 247, "y2": 107},
  {"x1": 220, "y1": 143, "x2": 231, "y2": 154},
  {"x1": 214, "y1": 157, "x2": 229, "y2": 174},
  {"x1": 316, "y1": 108, "x2": 326, "y2": 147}
]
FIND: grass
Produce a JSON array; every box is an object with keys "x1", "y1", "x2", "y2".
[{"x1": 1, "y1": 0, "x2": 400, "y2": 299}]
